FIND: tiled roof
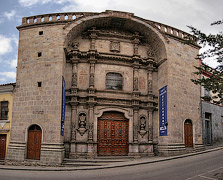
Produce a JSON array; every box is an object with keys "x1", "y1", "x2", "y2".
[{"x1": 0, "y1": 83, "x2": 16, "y2": 86}]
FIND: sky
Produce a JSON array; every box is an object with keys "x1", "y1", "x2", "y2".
[{"x1": 0, "y1": 0, "x2": 222, "y2": 84}]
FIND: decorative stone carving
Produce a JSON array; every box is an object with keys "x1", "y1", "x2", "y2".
[
  {"x1": 89, "y1": 73, "x2": 94, "y2": 87},
  {"x1": 71, "y1": 41, "x2": 79, "y2": 50},
  {"x1": 133, "y1": 77, "x2": 138, "y2": 91},
  {"x1": 147, "y1": 50, "x2": 155, "y2": 58},
  {"x1": 133, "y1": 125, "x2": 138, "y2": 142},
  {"x1": 71, "y1": 123, "x2": 76, "y2": 141},
  {"x1": 138, "y1": 116, "x2": 147, "y2": 137},
  {"x1": 110, "y1": 41, "x2": 120, "y2": 52},
  {"x1": 88, "y1": 123, "x2": 93, "y2": 141},
  {"x1": 77, "y1": 113, "x2": 87, "y2": 136},
  {"x1": 72, "y1": 73, "x2": 77, "y2": 87}
]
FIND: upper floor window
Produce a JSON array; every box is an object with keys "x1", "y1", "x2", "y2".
[
  {"x1": 0, "y1": 101, "x2": 8, "y2": 120},
  {"x1": 106, "y1": 72, "x2": 122, "y2": 90}
]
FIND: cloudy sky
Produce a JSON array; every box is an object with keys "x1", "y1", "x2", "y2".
[{"x1": 0, "y1": 0, "x2": 222, "y2": 84}]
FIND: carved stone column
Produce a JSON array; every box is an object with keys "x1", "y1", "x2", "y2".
[
  {"x1": 133, "y1": 108, "x2": 139, "y2": 142},
  {"x1": 87, "y1": 104, "x2": 95, "y2": 158},
  {"x1": 147, "y1": 70, "x2": 152, "y2": 94},
  {"x1": 89, "y1": 27, "x2": 99, "y2": 51},
  {"x1": 71, "y1": 62, "x2": 78, "y2": 87},
  {"x1": 89, "y1": 63, "x2": 95, "y2": 88},
  {"x1": 148, "y1": 111, "x2": 153, "y2": 143},
  {"x1": 70, "y1": 104, "x2": 78, "y2": 156},
  {"x1": 133, "y1": 32, "x2": 140, "y2": 56}
]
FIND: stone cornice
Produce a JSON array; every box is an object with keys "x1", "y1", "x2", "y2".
[{"x1": 17, "y1": 10, "x2": 198, "y2": 46}]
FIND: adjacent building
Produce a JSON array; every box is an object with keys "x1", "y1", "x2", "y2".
[
  {"x1": 6, "y1": 10, "x2": 203, "y2": 165},
  {"x1": 201, "y1": 67, "x2": 223, "y2": 146},
  {"x1": 0, "y1": 83, "x2": 15, "y2": 160}
]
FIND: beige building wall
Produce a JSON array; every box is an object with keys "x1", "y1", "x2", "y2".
[{"x1": 0, "y1": 83, "x2": 14, "y2": 159}]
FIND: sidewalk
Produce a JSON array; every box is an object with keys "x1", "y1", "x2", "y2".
[{"x1": 0, "y1": 146, "x2": 223, "y2": 171}]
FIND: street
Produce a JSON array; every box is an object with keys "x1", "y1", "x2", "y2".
[{"x1": 0, "y1": 150, "x2": 222, "y2": 180}]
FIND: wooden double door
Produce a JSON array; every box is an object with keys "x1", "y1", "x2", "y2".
[
  {"x1": 27, "y1": 125, "x2": 42, "y2": 160},
  {"x1": 97, "y1": 112, "x2": 129, "y2": 156},
  {"x1": 0, "y1": 134, "x2": 7, "y2": 160}
]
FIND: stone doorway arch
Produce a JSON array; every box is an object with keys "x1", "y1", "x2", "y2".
[
  {"x1": 97, "y1": 111, "x2": 129, "y2": 156},
  {"x1": 27, "y1": 124, "x2": 42, "y2": 160}
]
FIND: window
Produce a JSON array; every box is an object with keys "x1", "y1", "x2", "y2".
[
  {"x1": 0, "y1": 101, "x2": 8, "y2": 120},
  {"x1": 38, "y1": 52, "x2": 42, "y2": 57},
  {"x1": 106, "y1": 72, "x2": 122, "y2": 90},
  {"x1": 37, "y1": 82, "x2": 42, "y2": 87},
  {"x1": 205, "y1": 112, "x2": 211, "y2": 120},
  {"x1": 39, "y1": 31, "x2": 43, "y2": 35}
]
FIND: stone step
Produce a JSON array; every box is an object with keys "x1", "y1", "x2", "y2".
[
  {"x1": 62, "y1": 162, "x2": 108, "y2": 167},
  {"x1": 0, "y1": 160, "x2": 4, "y2": 165},
  {"x1": 63, "y1": 158, "x2": 126, "y2": 163}
]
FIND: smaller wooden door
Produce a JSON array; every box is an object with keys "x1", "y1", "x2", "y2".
[
  {"x1": 27, "y1": 125, "x2": 42, "y2": 160},
  {"x1": 184, "y1": 120, "x2": 193, "y2": 147},
  {"x1": 0, "y1": 134, "x2": 7, "y2": 160}
]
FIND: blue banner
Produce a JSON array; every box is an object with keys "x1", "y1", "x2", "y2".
[
  {"x1": 159, "y1": 86, "x2": 167, "y2": 136},
  {"x1": 61, "y1": 76, "x2": 66, "y2": 136}
]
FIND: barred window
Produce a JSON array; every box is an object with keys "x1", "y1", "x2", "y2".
[
  {"x1": 106, "y1": 72, "x2": 122, "y2": 90},
  {"x1": 0, "y1": 101, "x2": 8, "y2": 120}
]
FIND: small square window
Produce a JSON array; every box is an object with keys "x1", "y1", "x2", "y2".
[
  {"x1": 38, "y1": 82, "x2": 42, "y2": 87},
  {"x1": 38, "y1": 52, "x2": 42, "y2": 57},
  {"x1": 39, "y1": 31, "x2": 43, "y2": 35}
]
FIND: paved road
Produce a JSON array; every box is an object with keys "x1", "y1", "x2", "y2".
[{"x1": 0, "y1": 150, "x2": 222, "y2": 180}]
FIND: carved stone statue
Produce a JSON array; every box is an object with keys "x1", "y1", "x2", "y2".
[
  {"x1": 139, "y1": 116, "x2": 147, "y2": 137},
  {"x1": 79, "y1": 114, "x2": 86, "y2": 128},
  {"x1": 77, "y1": 113, "x2": 87, "y2": 136}
]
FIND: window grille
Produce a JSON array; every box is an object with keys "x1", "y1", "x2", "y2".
[{"x1": 106, "y1": 72, "x2": 122, "y2": 90}]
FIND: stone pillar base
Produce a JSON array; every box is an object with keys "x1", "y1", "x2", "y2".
[
  {"x1": 40, "y1": 143, "x2": 65, "y2": 165},
  {"x1": 6, "y1": 141, "x2": 26, "y2": 162},
  {"x1": 158, "y1": 143, "x2": 186, "y2": 156}
]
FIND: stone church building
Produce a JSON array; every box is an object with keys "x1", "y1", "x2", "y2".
[{"x1": 6, "y1": 10, "x2": 203, "y2": 164}]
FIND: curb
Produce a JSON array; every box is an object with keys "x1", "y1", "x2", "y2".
[{"x1": 0, "y1": 146, "x2": 223, "y2": 171}]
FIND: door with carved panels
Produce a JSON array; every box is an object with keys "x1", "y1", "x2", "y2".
[
  {"x1": 97, "y1": 112, "x2": 129, "y2": 156},
  {"x1": 0, "y1": 134, "x2": 7, "y2": 160}
]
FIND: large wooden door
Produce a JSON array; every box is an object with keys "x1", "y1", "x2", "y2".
[
  {"x1": 0, "y1": 134, "x2": 7, "y2": 160},
  {"x1": 97, "y1": 112, "x2": 129, "y2": 156},
  {"x1": 27, "y1": 125, "x2": 42, "y2": 160},
  {"x1": 184, "y1": 120, "x2": 193, "y2": 147}
]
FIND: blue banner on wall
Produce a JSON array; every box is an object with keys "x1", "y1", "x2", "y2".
[
  {"x1": 61, "y1": 76, "x2": 66, "y2": 136},
  {"x1": 159, "y1": 86, "x2": 167, "y2": 136}
]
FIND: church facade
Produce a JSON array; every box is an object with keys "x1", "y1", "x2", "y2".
[{"x1": 6, "y1": 10, "x2": 203, "y2": 164}]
